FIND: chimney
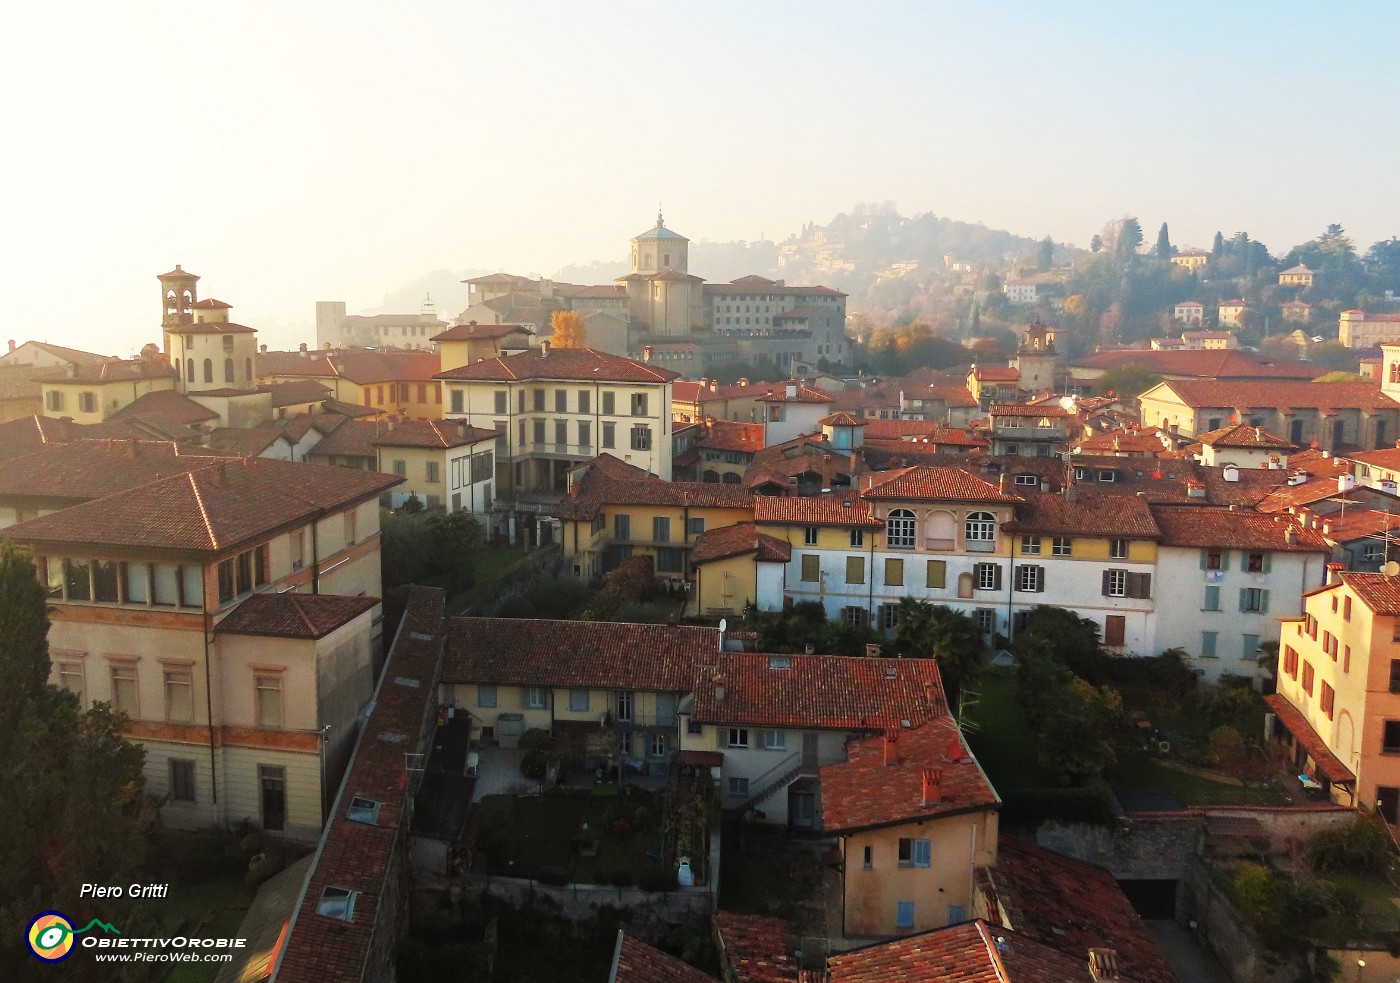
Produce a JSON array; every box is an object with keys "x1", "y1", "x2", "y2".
[
  {"x1": 865, "y1": 642, "x2": 882, "y2": 658},
  {"x1": 1327, "y1": 562, "x2": 1344, "y2": 585},
  {"x1": 1087, "y1": 948, "x2": 1120, "y2": 982},
  {"x1": 998, "y1": 472, "x2": 1008, "y2": 495},
  {"x1": 299, "y1": 342, "x2": 308, "y2": 354},
  {"x1": 260, "y1": 344, "x2": 268, "y2": 353},
  {"x1": 920, "y1": 768, "x2": 942, "y2": 806},
  {"x1": 709, "y1": 378, "x2": 718, "y2": 392},
  {"x1": 540, "y1": 339, "x2": 551, "y2": 356},
  {"x1": 6, "y1": 339, "x2": 13, "y2": 352},
  {"x1": 457, "y1": 419, "x2": 467, "y2": 438},
  {"x1": 804, "y1": 643, "x2": 815, "y2": 655},
  {"x1": 739, "y1": 377, "x2": 749, "y2": 387},
  {"x1": 786, "y1": 383, "x2": 798, "y2": 398},
  {"x1": 642, "y1": 345, "x2": 653, "y2": 363},
  {"x1": 883, "y1": 728, "x2": 899, "y2": 767},
  {"x1": 1285, "y1": 525, "x2": 1297, "y2": 544}
]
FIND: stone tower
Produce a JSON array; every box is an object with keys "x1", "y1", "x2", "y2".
[
  {"x1": 1012, "y1": 320, "x2": 1059, "y2": 394},
  {"x1": 158, "y1": 265, "x2": 200, "y2": 355}
]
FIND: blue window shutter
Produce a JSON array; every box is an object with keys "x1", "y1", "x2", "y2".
[
  {"x1": 1200, "y1": 550, "x2": 1208, "y2": 571},
  {"x1": 914, "y1": 839, "x2": 931, "y2": 868},
  {"x1": 1261, "y1": 589, "x2": 1270, "y2": 613},
  {"x1": 1263, "y1": 553, "x2": 1273, "y2": 574},
  {"x1": 948, "y1": 904, "x2": 966, "y2": 924},
  {"x1": 1221, "y1": 551, "x2": 1230, "y2": 571},
  {"x1": 1238, "y1": 588, "x2": 1248, "y2": 612},
  {"x1": 1204, "y1": 585, "x2": 1220, "y2": 611},
  {"x1": 896, "y1": 901, "x2": 915, "y2": 929}
]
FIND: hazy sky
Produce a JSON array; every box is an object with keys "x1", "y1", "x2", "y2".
[{"x1": 5, "y1": 1, "x2": 1398, "y2": 355}]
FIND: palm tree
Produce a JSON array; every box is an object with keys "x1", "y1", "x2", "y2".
[{"x1": 893, "y1": 598, "x2": 985, "y2": 710}]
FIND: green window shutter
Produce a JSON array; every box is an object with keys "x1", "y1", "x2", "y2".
[
  {"x1": 1204, "y1": 585, "x2": 1220, "y2": 611},
  {"x1": 1238, "y1": 588, "x2": 1248, "y2": 612},
  {"x1": 926, "y1": 560, "x2": 946, "y2": 589},
  {"x1": 1200, "y1": 550, "x2": 1209, "y2": 571},
  {"x1": 1221, "y1": 551, "x2": 1230, "y2": 571},
  {"x1": 1262, "y1": 553, "x2": 1272, "y2": 574},
  {"x1": 1260, "y1": 589, "x2": 1270, "y2": 613},
  {"x1": 716, "y1": 726, "x2": 725, "y2": 749}
]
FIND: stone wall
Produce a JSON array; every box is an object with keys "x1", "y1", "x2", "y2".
[{"x1": 1181, "y1": 857, "x2": 1301, "y2": 983}]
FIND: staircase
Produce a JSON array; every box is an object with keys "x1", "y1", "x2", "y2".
[{"x1": 737, "y1": 752, "x2": 813, "y2": 814}]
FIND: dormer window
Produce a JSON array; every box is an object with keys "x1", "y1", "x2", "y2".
[
  {"x1": 346, "y1": 797, "x2": 381, "y2": 825},
  {"x1": 317, "y1": 887, "x2": 357, "y2": 921}
]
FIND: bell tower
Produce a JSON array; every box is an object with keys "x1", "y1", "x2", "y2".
[{"x1": 158, "y1": 265, "x2": 200, "y2": 356}]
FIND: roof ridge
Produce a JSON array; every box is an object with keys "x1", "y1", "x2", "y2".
[
  {"x1": 975, "y1": 920, "x2": 1010, "y2": 983},
  {"x1": 291, "y1": 594, "x2": 318, "y2": 635},
  {"x1": 188, "y1": 470, "x2": 219, "y2": 549}
]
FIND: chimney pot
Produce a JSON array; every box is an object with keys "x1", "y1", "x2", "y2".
[
  {"x1": 540, "y1": 339, "x2": 551, "y2": 356},
  {"x1": 714, "y1": 685, "x2": 725, "y2": 703},
  {"x1": 883, "y1": 728, "x2": 899, "y2": 767},
  {"x1": 6, "y1": 339, "x2": 14, "y2": 352},
  {"x1": 1088, "y1": 948, "x2": 1120, "y2": 982},
  {"x1": 921, "y1": 767, "x2": 943, "y2": 806},
  {"x1": 299, "y1": 342, "x2": 307, "y2": 353}
]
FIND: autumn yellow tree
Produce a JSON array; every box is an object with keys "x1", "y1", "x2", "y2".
[{"x1": 550, "y1": 310, "x2": 588, "y2": 349}]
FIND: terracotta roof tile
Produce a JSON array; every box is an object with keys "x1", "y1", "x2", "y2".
[
  {"x1": 0, "y1": 364, "x2": 63, "y2": 400},
  {"x1": 435, "y1": 347, "x2": 679, "y2": 384},
  {"x1": 179, "y1": 321, "x2": 258, "y2": 335},
  {"x1": 1150, "y1": 506, "x2": 1327, "y2": 551},
  {"x1": 697, "y1": 420, "x2": 765, "y2": 454},
  {"x1": 0, "y1": 414, "x2": 90, "y2": 461},
  {"x1": 690, "y1": 652, "x2": 946, "y2": 730},
  {"x1": 827, "y1": 920, "x2": 1092, "y2": 983},
  {"x1": 431, "y1": 321, "x2": 534, "y2": 342},
  {"x1": 304, "y1": 420, "x2": 380, "y2": 460},
  {"x1": 984, "y1": 838, "x2": 1177, "y2": 983},
  {"x1": 862, "y1": 466, "x2": 1023, "y2": 503},
  {"x1": 0, "y1": 341, "x2": 113, "y2": 367},
  {"x1": 817, "y1": 411, "x2": 864, "y2": 427},
  {"x1": 1344, "y1": 446, "x2": 1400, "y2": 470},
  {"x1": 258, "y1": 379, "x2": 334, "y2": 407},
  {"x1": 371, "y1": 419, "x2": 499, "y2": 449},
  {"x1": 48, "y1": 359, "x2": 176, "y2": 384},
  {"x1": 442, "y1": 618, "x2": 720, "y2": 692},
  {"x1": 1071, "y1": 348, "x2": 1318, "y2": 381},
  {"x1": 822, "y1": 718, "x2": 997, "y2": 832},
  {"x1": 988, "y1": 403, "x2": 1071, "y2": 418},
  {"x1": 1262, "y1": 694, "x2": 1355, "y2": 785},
  {"x1": 755, "y1": 385, "x2": 834, "y2": 404},
  {"x1": 612, "y1": 932, "x2": 718, "y2": 983},
  {"x1": 712, "y1": 912, "x2": 797, "y2": 983},
  {"x1": 206, "y1": 426, "x2": 290, "y2": 456},
  {"x1": 259, "y1": 349, "x2": 442, "y2": 384},
  {"x1": 215, "y1": 593, "x2": 380, "y2": 639},
  {"x1": 1196, "y1": 423, "x2": 1298, "y2": 450},
  {"x1": 690, "y1": 523, "x2": 791, "y2": 565},
  {"x1": 555, "y1": 464, "x2": 753, "y2": 521},
  {"x1": 0, "y1": 439, "x2": 229, "y2": 503},
  {"x1": 1155, "y1": 379, "x2": 1397, "y2": 412},
  {"x1": 1005, "y1": 492, "x2": 1160, "y2": 538},
  {"x1": 110, "y1": 389, "x2": 222, "y2": 425},
  {"x1": 1338, "y1": 571, "x2": 1400, "y2": 616},
  {"x1": 752, "y1": 492, "x2": 882, "y2": 528}
]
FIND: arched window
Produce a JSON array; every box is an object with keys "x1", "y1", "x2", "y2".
[
  {"x1": 721, "y1": 472, "x2": 741, "y2": 484},
  {"x1": 245, "y1": 357, "x2": 252, "y2": 381},
  {"x1": 886, "y1": 508, "x2": 916, "y2": 549},
  {"x1": 202, "y1": 359, "x2": 213, "y2": 384},
  {"x1": 702, "y1": 470, "x2": 720, "y2": 483},
  {"x1": 965, "y1": 511, "x2": 996, "y2": 551},
  {"x1": 224, "y1": 358, "x2": 234, "y2": 383},
  {"x1": 185, "y1": 358, "x2": 194, "y2": 383}
]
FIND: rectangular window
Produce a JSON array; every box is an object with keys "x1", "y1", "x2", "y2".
[
  {"x1": 628, "y1": 392, "x2": 648, "y2": 416},
  {"x1": 578, "y1": 390, "x2": 590, "y2": 414},
  {"x1": 533, "y1": 419, "x2": 545, "y2": 444},
  {"x1": 803, "y1": 527, "x2": 819, "y2": 546},
  {"x1": 615, "y1": 691, "x2": 634, "y2": 722},
  {"x1": 426, "y1": 461, "x2": 440, "y2": 483},
  {"x1": 554, "y1": 419, "x2": 567, "y2": 448},
  {"x1": 1104, "y1": 615, "x2": 1126, "y2": 647},
  {"x1": 1283, "y1": 645, "x2": 1299, "y2": 678},
  {"x1": 656, "y1": 548, "x2": 683, "y2": 572},
  {"x1": 846, "y1": 556, "x2": 865, "y2": 584},
  {"x1": 525, "y1": 686, "x2": 548, "y2": 709},
  {"x1": 1321, "y1": 682, "x2": 1335, "y2": 720},
  {"x1": 897, "y1": 838, "x2": 932, "y2": 868},
  {"x1": 863, "y1": 846, "x2": 873, "y2": 869},
  {"x1": 493, "y1": 390, "x2": 507, "y2": 414},
  {"x1": 1242, "y1": 634, "x2": 1260, "y2": 660},
  {"x1": 1302, "y1": 661, "x2": 1315, "y2": 697},
  {"x1": 926, "y1": 559, "x2": 946, "y2": 589},
  {"x1": 555, "y1": 389, "x2": 567, "y2": 413},
  {"x1": 578, "y1": 420, "x2": 591, "y2": 451},
  {"x1": 1201, "y1": 631, "x2": 1218, "y2": 658},
  {"x1": 153, "y1": 563, "x2": 180, "y2": 606},
  {"x1": 843, "y1": 606, "x2": 869, "y2": 627},
  {"x1": 728, "y1": 777, "x2": 749, "y2": 797},
  {"x1": 291, "y1": 530, "x2": 305, "y2": 570},
  {"x1": 801, "y1": 554, "x2": 820, "y2": 582},
  {"x1": 849, "y1": 529, "x2": 865, "y2": 548},
  {"x1": 1204, "y1": 550, "x2": 1226, "y2": 571},
  {"x1": 602, "y1": 392, "x2": 616, "y2": 415},
  {"x1": 1246, "y1": 551, "x2": 1266, "y2": 573},
  {"x1": 1015, "y1": 564, "x2": 1043, "y2": 593},
  {"x1": 884, "y1": 558, "x2": 903, "y2": 586},
  {"x1": 1110, "y1": 538, "x2": 1128, "y2": 559},
  {"x1": 533, "y1": 388, "x2": 545, "y2": 411},
  {"x1": 1051, "y1": 537, "x2": 1072, "y2": 556},
  {"x1": 975, "y1": 609, "x2": 995, "y2": 636},
  {"x1": 164, "y1": 668, "x2": 193, "y2": 723},
  {"x1": 111, "y1": 663, "x2": 139, "y2": 716},
  {"x1": 728, "y1": 727, "x2": 749, "y2": 748},
  {"x1": 317, "y1": 887, "x2": 357, "y2": 921},
  {"x1": 614, "y1": 514, "x2": 631, "y2": 541},
  {"x1": 650, "y1": 732, "x2": 667, "y2": 758},
  {"x1": 58, "y1": 661, "x2": 85, "y2": 704},
  {"x1": 687, "y1": 517, "x2": 706, "y2": 535},
  {"x1": 652, "y1": 516, "x2": 670, "y2": 543},
  {"x1": 974, "y1": 562, "x2": 1001, "y2": 591},
  {"x1": 64, "y1": 558, "x2": 91, "y2": 601},
  {"x1": 761, "y1": 729, "x2": 786, "y2": 751},
  {"x1": 1240, "y1": 587, "x2": 1269, "y2": 613},
  {"x1": 255, "y1": 674, "x2": 283, "y2": 728},
  {"x1": 1204, "y1": 585, "x2": 1220, "y2": 611},
  {"x1": 345, "y1": 509, "x2": 357, "y2": 545},
  {"x1": 1385, "y1": 721, "x2": 1400, "y2": 754},
  {"x1": 881, "y1": 604, "x2": 901, "y2": 630},
  {"x1": 1390, "y1": 660, "x2": 1400, "y2": 694},
  {"x1": 602, "y1": 422, "x2": 616, "y2": 449},
  {"x1": 569, "y1": 689, "x2": 590, "y2": 712},
  {"x1": 1104, "y1": 569, "x2": 1127, "y2": 597},
  {"x1": 478, "y1": 684, "x2": 497, "y2": 708},
  {"x1": 1020, "y1": 536, "x2": 1041, "y2": 555},
  {"x1": 170, "y1": 759, "x2": 196, "y2": 802},
  {"x1": 1344, "y1": 595, "x2": 1353, "y2": 620},
  {"x1": 896, "y1": 901, "x2": 915, "y2": 930},
  {"x1": 451, "y1": 389, "x2": 465, "y2": 414}
]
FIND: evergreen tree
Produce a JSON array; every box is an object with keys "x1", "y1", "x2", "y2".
[
  {"x1": 1037, "y1": 235, "x2": 1054, "y2": 271},
  {"x1": 1155, "y1": 222, "x2": 1172, "y2": 260},
  {"x1": 1116, "y1": 217, "x2": 1144, "y2": 262},
  {"x1": 1212, "y1": 231, "x2": 1225, "y2": 258},
  {"x1": 1090, "y1": 234, "x2": 1103, "y2": 254}
]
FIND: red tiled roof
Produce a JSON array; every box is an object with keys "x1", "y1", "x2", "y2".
[
  {"x1": 861, "y1": 420, "x2": 946, "y2": 440},
  {"x1": 818, "y1": 411, "x2": 864, "y2": 427},
  {"x1": 1, "y1": 341, "x2": 114, "y2": 367},
  {"x1": 0, "y1": 457, "x2": 400, "y2": 553},
  {"x1": 555, "y1": 462, "x2": 753, "y2": 522},
  {"x1": 371, "y1": 419, "x2": 498, "y2": 449},
  {"x1": 0, "y1": 414, "x2": 89, "y2": 462},
  {"x1": 1154, "y1": 379, "x2": 1398, "y2": 412},
  {"x1": 756, "y1": 385, "x2": 834, "y2": 405},
  {"x1": 205, "y1": 426, "x2": 290, "y2": 456},
  {"x1": 826, "y1": 920, "x2": 1093, "y2": 983},
  {"x1": 1150, "y1": 506, "x2": 1327, "y2": 551},
  {"x1": 1005, "y1": 492, "x2": 1160, "y2": 538},
  {"x1": 0, "y1": 364, "x2": 62, "y2": 401},
  {"x1": 711, "y1": 912, "x2": 797, "y2": 983},
  {"x1": 822, "y1": 718, "x2": 997, "y2": 832},
  {"x1": 191, "y1": 298, "x2": 232, "y2": 309},
  {"x1": 698, "y1": 420, "x2": 765, "y2": 454},
  {"x1": 690, "y1": 523, "x2": 792, "y2": 565},
  {"x1": 431, "y1": 321, "x2": 534, "y2": 342},
  {"x1": 273, "y1": 588, "x2": 445, "y2": 983},
  {"x1": 1262, "y1": 694, "x2": 1355, "y2": 785},
  {"x1": 752, "y1": 492, "x2": 882, "y2": 528},
  {"x1": 435, "y1": 347, "x2": 679, "y2": 384},
  {"x1": 988, "y1": 404, "x2": 1070, "y2": 418},
  {"x1": 689, "y1": 652, "x2": 946, "y2": 730},
  {"x1": 258, "y1": 379, "x2": 334, "y2": 407},
  {"x1": 0, "y1": 439, "x2": 228, "y2": 502},
  {"x1": 984, "y1": 838, "x2": 1177, "y2": 983},
  {"x1": 304, "y1": 419, "x2": 379, "y2": 460},
  {"x1": 180, "y1": 321, "x2": 257, "y2": 335},
  {"x1": 110, "y1": 389, "x2": 222, "y2": 425},
  {"x1": 612, "y1": 933, "x2": 718, "y2": 983},
  {"x1": 216, "y1": 593, "x2": 380, "y2": 639},
  {"x1": 969, "y1": 366, "x2": 1019, "y2": 381},
  {"x1": 704, "y1": 281, "x2": 845, "y2": 297},
  {"x1": 1071, "y1": 348, "x2": 1319, "y2": 381},
  {"x1": 1345, "y1": 447, "x2": 1400, "y2": 470},
  {"x1": 442, "y1": 618, "x2": 720, "y2": 692},
  {"x1": 48, "y1": 358, "x2": 176, "y2": 384},
  {"x1": 1338, "y1": 571, "x2": 1400, "y2": 616},
  {"x1": 862, "y1": 466, "x2": 1023, "y2": 503},
  {"x1": 1196, "y1": 423, "x2": 1297, "y2": 450},
  {"x1": 259, "y1": 349, "x2": 443, "y2": 384}
]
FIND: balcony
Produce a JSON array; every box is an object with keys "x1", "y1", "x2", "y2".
[{"x1": 925, "y1": 537, "x2": 956, "y2": 551}]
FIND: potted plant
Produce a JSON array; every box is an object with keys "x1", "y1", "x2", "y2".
[{"x1": 575, "y1": 824, "x2": 599, "y2": 858}]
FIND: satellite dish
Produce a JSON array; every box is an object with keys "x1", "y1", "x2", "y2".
[
  {"x1": 719, "y1": 618, "x2": 728, "y2": 633},
  {"x1": 1383, "y1": 561, "x2": 1400, "y2": 577}
]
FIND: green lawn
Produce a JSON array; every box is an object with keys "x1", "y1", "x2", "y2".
[
  {"x1": 149, "y1": 876, "x2": 253, "y2": 983},
  {"x1": 1109, "y1": 752, "x2": 1288, "y2": 807},
  {"x1": 473, "y1": 545, "x2": 528, "y2": 582},
  {"x1": 963, "y1": 671, "x2": 1063, "y2": 792}
]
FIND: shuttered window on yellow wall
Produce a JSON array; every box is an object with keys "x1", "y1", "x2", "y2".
[
  {"x1": 926, "y1": 559, "x2": 946, "y2": 589},
  {"x1": 846, "y1": 556, "x2": 865, "y2": 584},
  {"x1": 800, "y1": 554, "x2": 820, "y2": 582},
  {"x1": 885, "y1": 558, "x2": 903, "y2": 586}
]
